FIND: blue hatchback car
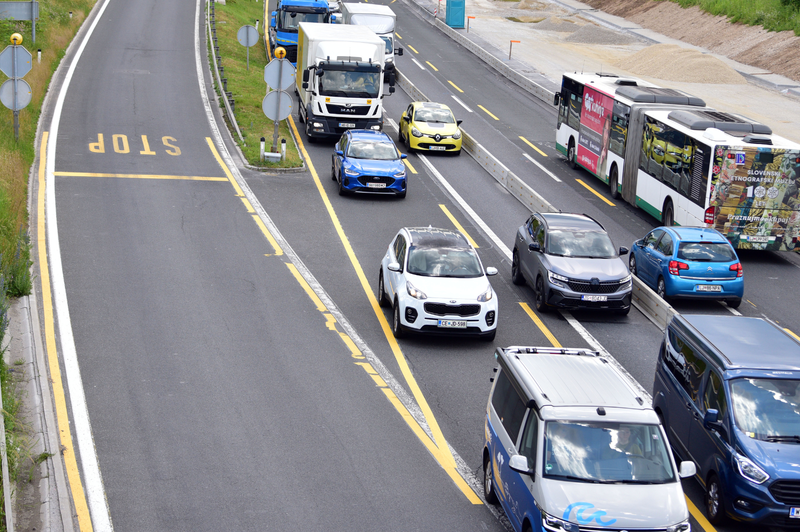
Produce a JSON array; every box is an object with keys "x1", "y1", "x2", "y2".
[
  {"x1": 654, "y1": 314, "x2": 800, "y2": 528},
  {"x1": 629, "y1": 226, "x2": 743, "y2": 308},
  {"x1": 331, "y1": 130, "x2": 407, "y2": 197}
]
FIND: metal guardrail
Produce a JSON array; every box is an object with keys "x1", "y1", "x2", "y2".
[{"x1": 207, "y1": 0, "x2": 244, "y2": 144}]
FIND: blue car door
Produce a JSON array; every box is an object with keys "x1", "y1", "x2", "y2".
[{"x1": 639, "y1": 229, "x2": 664, "y2": 286}]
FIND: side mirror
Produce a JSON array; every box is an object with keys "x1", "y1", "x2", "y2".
[
  {"x1": 619, "y1": 246, "x2": 629, "y2": 256},
  {"x1": 485, "y1": 267, "x2": 498, "y2": 276},
  {"x1": 316, "y1": 69, "x2": 324, "y2": 77},
  {"x1": 330, "y1": 13, "x2": 339, "y2": 23},
  {"x1": 387, "y1": 262, "x2": 401, "y2": 272},
  {"x1": 553, "y1": 93, "x2": 561, "y2": 106},
  {"x1": 335, "y1": 150, "x2": 344, "y2": 157},
  {"x1": 529, "y1": 241, "x2": 541, "y2": 252},
  {"x1": 396, "y1": 47, "x2": 404, "y2": 56},
  {"x1": 679, "y1": 461, "x2": 696, "y2": 479},
  {"x1": 302, "y1": 70, "x2": 309, "y2": 83},
  {"x1": 400, "y1": 153, "x2": 407, "y2": 160},
  {"x1": 703, "y1": 409, "x2": 725, "y2": 433},
  {"x1": 509, "y1": 455, "x2": 534, "y2": 477},
  {"x1": 456, "y1": 120, "x2": 463, "y2": 127}
]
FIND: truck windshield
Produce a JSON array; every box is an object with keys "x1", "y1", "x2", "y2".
[
  {"x1": 319, "y1": 69, "x2": 381, "y2": 98},
  {"x1": 544, "y1": 421, "x2": 676, "y2": 484},
  {"x1": 278, "y1": 11, "x2": 326, "y2": 32},
  {"x1": 731, "y1": 378, "x2": 800, "y2": 441}
]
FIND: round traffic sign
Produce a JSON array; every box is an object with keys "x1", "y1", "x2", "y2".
[
  {"x1": 262, "y1": 90, "x2": 293, "y2": 122},
  {"x1": 264, "y1": 58, "x2": 295, "y2": 91},
  {"x1": 237, "y1": 25, "x2": 259, "y2": 48},
  {"x1": 0, "y1": 78, "x2": 32, "y2": 110}
]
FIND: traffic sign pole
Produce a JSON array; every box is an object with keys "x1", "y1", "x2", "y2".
[{"x1": 271, "y1": 59, "x2": 284, "y2": 151}]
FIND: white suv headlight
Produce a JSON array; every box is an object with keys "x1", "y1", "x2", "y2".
[
  {"x1": 406, "y1": 281, "x2": 427, "y2": 300},
  {"x1": 666, "y1": 520, "x2": 691, "y2": 532},
  {"x1": 735, "y1": 453, "x2": 769, "y2": 484},
  {"x1": 477, "y1": 285, "x2": 493, "y2": 302}
]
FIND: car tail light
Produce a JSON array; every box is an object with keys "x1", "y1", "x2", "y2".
[
  {"x1": 668, "y1": 260, "x2": 689, "y2": 276},
  {"x1": 704, "y1": 206, "x2": 716, "y2": 224},
  {"x1": 730, "y1": 262, "x2": 743, "y2": 277}
]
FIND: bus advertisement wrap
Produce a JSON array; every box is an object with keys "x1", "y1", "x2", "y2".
[
  {"x1": 710, "y1": 147, "x2": 800, "y2": 251},
  {"x1": 577, "y1": 86, "x2": 613, "y2": 177}
]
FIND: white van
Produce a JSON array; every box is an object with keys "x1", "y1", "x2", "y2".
[{"x1": 483, "y1": 346, "x2": 695, "y2": 532}]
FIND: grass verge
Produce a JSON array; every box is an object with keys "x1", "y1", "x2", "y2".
[
  {"x1": 211, "y1": 0, "x2": 302, "y2": 168},
  {"x1": 670, "y1": 0, "x2": 800, "y2": 35}
]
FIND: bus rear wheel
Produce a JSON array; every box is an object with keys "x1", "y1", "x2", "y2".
[
  {"x1": 609, "y1": 166, "x2": 620, "y2": 199},
  {"x1": 663, "y1": 200, "x2": 674, "y2": 227}
]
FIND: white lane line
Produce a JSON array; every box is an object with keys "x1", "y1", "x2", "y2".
[
  {"x1": 411, "y1": 58, "x2": 426, "y2": 70},
  {"x1": 523, "y1": 153, "x2": 562, "y2": 182},
  {"x1": 451, "y1": 95, "x2": 473, "y2": 112},
  {"x1": 416, "y1": 154, "x2": 512, "y2": 260},
  {"x1": 45, "y1": 0, "x2": 115, "y2": 529}
]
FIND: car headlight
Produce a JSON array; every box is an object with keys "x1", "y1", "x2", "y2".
[
  {"x1": 735, "y1": 453, "x2": 769, "y2": 484},
  {"x1": 344, "y1": 168, "x2": 360, "y2": 176},
  {"x1": 665, "y1": 520, "x2": 690, "y2": 532},
  {"x1": 411, "y1": 126, "x2": 423, "y2": 138},
  {"x1": 477, "y1": 285, "x2": 493, "y2": 302},
  {"x1": 619, "y1": 274, "x2": 632, "y2": 284},
  {"x1": 542, "y1": 512, "x2": 580, "y2": 532},
  {"x1": 393, "y1": 170, "x2": 406, "y2": 178},
  {"x1": 406, "y1": 281, "x2": 427, "y2": 300},
  {"x1": 452, "y1": 130, "x2": 461, "y2": 140},
  {"x1": 548, "y1": 270, "x2": 569, "y2": 289}
]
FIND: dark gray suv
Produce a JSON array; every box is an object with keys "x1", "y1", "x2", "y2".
[{"x1": 511, "y1": 212, "x2": 632, "y2": 314}]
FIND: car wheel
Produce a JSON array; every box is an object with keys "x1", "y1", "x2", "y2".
[
  {"x1": 727, "y1": 297, "x2": 742, "y2": 309},
  {"x1": 404, "y1": 131, "x2": 412, "y2": 152},
  {"x1": 629, "y1": 253, "x2": 638, "y2": 277},
  {"x1": 535, "y1": 276, "x2": 548, "y2": 313},
  {"x1": 706, "y1": 473, "x2": 727, "y2": 525},
  {"x1": 663, "y1": 200, "x2": 674, "y2": 227},
  {"x1": 392, "y1": 299, "x2": 404, "y2": 338},
  {"x1": 657, "y1": 277, "x2": 668, "y2": 301},
  {"x1": 483, "y1": 454, "x2": 498, "y2": 504},
  {"x1": 338, "y1": 172, "x2": 347, "y2": 196},
  {"x1": 609, "y1": 166, "x2": 620, "y2": 199},
  {"x1": 378, "y1": 271, "x2": 389, "y2": 308},
  {"x1": 511, "y1": 250, "x2": 525, "y2": 285},
  {"x1": 331, "y1": 158, "x2": 337, "y2": 181},
  {"x1": 567, "y1": 138, "x2": 576, "y2": 169}
]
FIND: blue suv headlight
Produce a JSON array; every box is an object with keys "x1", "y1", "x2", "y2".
[
  {"x1": 735, "y1": 453, "x2": 769, "y2": 484},
  {"x1": 344, "y1": 167, "x2": 360, "y2": 177}
]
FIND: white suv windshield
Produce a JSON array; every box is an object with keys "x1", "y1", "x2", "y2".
[
  {"x1": 731, "y1": 378, "x2": 800, "y2": 442},
  {"x1": 544, "y1": 421, "x2": 675, "y2": 484},
  {"x1": 406, "y1": 247, "x2": 483, "y2": 278}
]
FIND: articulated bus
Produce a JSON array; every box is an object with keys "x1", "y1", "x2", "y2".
[{"x1": 555, "y1": 72, "x2": 800, "y2": 252}]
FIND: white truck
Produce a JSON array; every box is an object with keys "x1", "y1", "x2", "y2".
[
  {"x1": 340, "y1": 3, "x2": 403, "y2": 66},
  {"x1": 296, "y1": 22, "x2": 396, "y2": 140}
]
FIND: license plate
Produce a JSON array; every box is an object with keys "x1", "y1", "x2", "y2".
[
  {"x1": 429, "y1": 146, "x2": 446, "y2": 151},
  {"x1": 791, "y1": 508, "x2": 800, "y2": 518},
  {"x1": 438, "y1": 319, "x2": 467, "y2": 329},
  {"x1": 366, "y1": 182, "x2": 386, "y2": 188},
  {"x1": 748, "y1": 236, "x2": 770, "y2": 242},
  {"x1": 697, "y1": 285, "x2": 722, "y2": 292},
  {"x1": 339, "y1": 123, "x2": 356, "y2": 128},
  {"x1": 581, "y1": 295, "x2": 607, "y2": 302}
]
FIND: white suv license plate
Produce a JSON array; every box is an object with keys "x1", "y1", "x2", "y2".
[
  {"x1": 581, "y1": 295, "x2": 607, "y2": 302},
  {"x1": 429, "y1": 146, "x2": 446, "y2": 151},
  {"x1": 438, "y1": 319, "x2": 467, "y2": 329},
  {"x1": 790, "y1": 507, "x2": 800, "y2": 518},
  {"x1": 698, "y1": 285, "x2": 722, "y2": 292},
  {"x1": 339, "y1": 122, "x2": 356, "y2": 128},
  {"x1": 366, "y1": 182, "x2": 386, "y2": 188}
]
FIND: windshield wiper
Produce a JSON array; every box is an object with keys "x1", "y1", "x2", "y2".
[
  {"x1": 765, "y1": 435, "x2": 800, "y2": 443},
  {"x1": 548, "y1": 474, "x2": 616, "y2": 484}
]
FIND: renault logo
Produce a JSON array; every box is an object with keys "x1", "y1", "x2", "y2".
[{"x1": 434, "y1": 134, "x2": 442, "y2": 142}]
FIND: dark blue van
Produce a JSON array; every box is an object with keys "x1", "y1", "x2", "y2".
[{"x1": 653, "y1": 314, "x2": 800, "y2": 528}]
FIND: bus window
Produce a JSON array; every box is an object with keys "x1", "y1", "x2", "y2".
[
  {"x1": 660, "y1": 125, "x2": 687, "y2": 192},
  {"x1": 568, "y1": 92, "x2": 582, "y2": 131},
  {"x1": 610, "y1": 102, "x2": 629, "y2": 157}
]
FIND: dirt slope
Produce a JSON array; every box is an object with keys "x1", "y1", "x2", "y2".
[{"x1": 583, "y1": 0, "x2": 800, "y2": 83}]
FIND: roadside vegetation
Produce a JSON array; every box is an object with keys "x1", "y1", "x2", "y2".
[
  {"x1": 212, "y1": 0, "x2": 302, "y2": 168},
  {"x1": 671, "y1": 0, "x2": 800, "y2": 34},
  {"x1": 0, "y1": 1, "x2": 96, "y2": 528}
]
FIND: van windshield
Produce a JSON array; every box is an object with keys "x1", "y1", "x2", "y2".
[
  {"x1": 544, "y1": 421, "x2": 675, "y2": 484},
  {"x1": 731, "y1": 378, "x2": 800, "y2": 442}
]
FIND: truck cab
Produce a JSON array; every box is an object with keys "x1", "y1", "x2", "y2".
[
  {"x1": 270, "y1": 0, "x2": 336, "y2": 65},
  {"x1": 340, "y1": 3, "x2": 403, "y2": 68}
]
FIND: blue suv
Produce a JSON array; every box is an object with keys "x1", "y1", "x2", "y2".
[{"x1": 653, "y1": 314, "x2": 800, "y2": 528}]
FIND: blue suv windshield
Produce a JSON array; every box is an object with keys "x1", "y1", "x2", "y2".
[
  {"x1": 544, "y1": 421, "x2": 675, "y2": 484},
  {"x1": 731, "y1": 378, "x2": 800, "y2": 441}
]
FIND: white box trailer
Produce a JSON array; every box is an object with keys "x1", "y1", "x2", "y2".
[
  {"x1": 296, "y1": 22, "x2": 396, "y2": 140},
  {"x1": 340, "y1": 3, "x2": 402, "y2": 66}
]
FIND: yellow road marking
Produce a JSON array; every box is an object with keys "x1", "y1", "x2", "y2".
[
  {"x1": 240, "y1": 197, "x2": 255, "y2": 213},
  {"x1": 408, "y1": 44, "x2": 419, "y2": 54},
  {"x1": 576, "y1": 179, "x2": 615, "y2": 206},
  {"x1": 206, "y1": 137, "x2": 245, "y2": 197},
  {"x1": 395, "y1": 32, "x2": 402, "y2": 40},
  {"x1": 686, "y1": 495, "x2": 717, "y2": 532},
  {"x1": 252, "y1": 215, "x2": 284, "y2": 256},
  {"x1": 425, "y1": 61, "x2": 438, "y2": 71},
  {"x1": 38, "y1": 133, "x2": 95, "y2": 531},
  {"x1": 291, "y1": 113, "x2": 466, "y2": 478},
  {"x1": 519, "y1": 136, "x2": 547, "y2": 157},
  {"x1": 785, "y1": 328, "x2": 800, "y2": 342},
  {"x1": 439, "y1": 204, "x2": 478, "y2": 248},
  {"x1": 403, "y1": 158, "x2": 417, "y2": 174},
  {"x1": 448, "y1": 80, "x2": 464, "y2": 93},
  {"x1": 519, "y1": 302, "x2": 561, "y2": 347},
  {"x1": 747, "y1": 299, "x2": 757, "y2": 308},
  {"x1": 53, "y1": 171, "x2": 227, "y2": 181},
  {"x1": 286, "y1": 263, "x2": 327, "y2": 312},
  {"x1": 478, "y1": 105, "x2": 498, "y2": 120}
]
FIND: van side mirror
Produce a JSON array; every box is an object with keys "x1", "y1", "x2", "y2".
[
  {"x1": 553, "y1": 93, "x2": 561, "y2": 106},
  {"x1": 509, "y1": 455, "x2": 534, "y2": 477},
  {"x1": 529, "y1": 241, "x2": 541, "y2": 252},
  {"x1": 679, "y1": 461, "x2": 696, "y2": 479},
  {"x1": 703, "y1": 409, "x2": 725, "y2": 433}
]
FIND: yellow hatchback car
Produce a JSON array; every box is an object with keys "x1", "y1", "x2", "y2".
[{"x1": 398, "y1": 102, "x2": 462, "y2": 155}]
